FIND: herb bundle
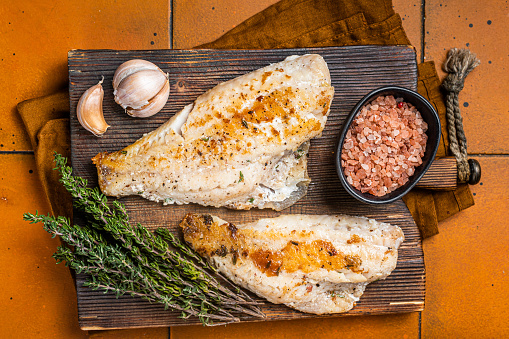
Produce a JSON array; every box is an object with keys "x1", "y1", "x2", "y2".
[{"x1": 23, "y1": 153, "x2": 264, "y2": 325}]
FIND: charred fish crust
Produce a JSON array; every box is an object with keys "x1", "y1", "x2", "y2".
[
  {"x1": 347, "y1": 234, "x2": 365, "y2": 244},
  {"x1": 180, "y1": 213, "x2": 201, "y2": 238},
  {"x1": 227, "y1": 222, "x2": 238, "y2": 240},
  {"x1": 231, "y1": 249, "x2": 239, "y2": 265},
  {"x1": 180, "y1": 213, "x2": 404, "y2": 315},
  {"x1": 321, "y1": 241, "x2": 338, "y2": 256},
  {"x1": 251, "y1": 249, "x2": 283, "y2": 277},
  {"x1": 345, "y1": 255, "x2": 362, "y2": 270},
  {"x1": 202, "y1": 214, "x2": 214, "y2": 226},
  {"x1": 215, "y1": 245, "x2": 228, "y2": 257}
]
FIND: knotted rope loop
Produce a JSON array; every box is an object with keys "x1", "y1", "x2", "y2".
[{"x1": 441, "y1": 48, "x2": 480, "y2": 183}]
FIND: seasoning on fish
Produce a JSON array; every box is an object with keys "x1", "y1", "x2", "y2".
[
  {"x1": 93, "y1": 54, "x2": 334, "y2": 210},
  {"x1": 180, "y1": 213, "x2": 404, "y2": 314}
]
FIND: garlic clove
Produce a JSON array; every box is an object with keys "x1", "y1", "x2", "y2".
[
  {"x1": 77, "y1": 77, "x2": 110, "y2": 137},
  {"x1": 114, "y1": 69, "x2": 168, "y2": 110},
  {"x1": 112, "y1": 59, "x2": 161, "y2": 89},
  {"x1": 112, "y1": 59, "x2": 170, "y2": 118},
  {"x1": 127, "y1": 78, "x2": 170, "y2": 118}
]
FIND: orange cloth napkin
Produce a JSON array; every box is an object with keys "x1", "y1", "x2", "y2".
[
  {"x1": 17, "y1": 0, "x2": 473, "y2": 238},
  {"x1": 17, "y1": 92, "x2": 72, "y2": 219}
]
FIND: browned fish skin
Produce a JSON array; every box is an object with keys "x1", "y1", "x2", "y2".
[
  {"x1": 180, "y1": 213, "x2": 405, "y2": 314},
  {"x1": 92, "y1": 54, "x2": 334, "y2": 210},
  {"x1": 181, "y1": 214, "x2": 364, "y2": 276}
]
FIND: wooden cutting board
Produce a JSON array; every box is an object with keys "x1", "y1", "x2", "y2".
[{"x1": 68, "y1": 46, "x2": 426, "y2": 330}]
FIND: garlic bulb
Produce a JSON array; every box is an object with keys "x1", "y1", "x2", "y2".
[
  {"x1": 77, "y1": 77, "x2": 110, "y2": 137},
  {"x1": 113, "y1": 59, "x2": 170, "y2": 118}
]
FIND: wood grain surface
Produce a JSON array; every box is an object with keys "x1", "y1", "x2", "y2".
[
  {"x1": 415, "y1": 156, "x2": 457, "y2": 190},
  {"x1": 68, "y1": 46, "x2": 425, "y2": 330}
]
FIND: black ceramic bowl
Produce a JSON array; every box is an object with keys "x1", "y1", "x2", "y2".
[{"x1": 335, "y1": 86, "x2": 441, "y2": 204}]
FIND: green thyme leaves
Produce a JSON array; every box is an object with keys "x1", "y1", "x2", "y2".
[{"x1": 23, "y1": 153, "x2": 264, "y2": 325}]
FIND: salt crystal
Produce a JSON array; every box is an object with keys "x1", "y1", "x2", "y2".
[{"x1": 341, "y1": 96, "x2": 428, "y2": 197}]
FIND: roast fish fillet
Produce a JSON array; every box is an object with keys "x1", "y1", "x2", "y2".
[
  {"x1": 180, "y1": 213, "x2": 404, "y2": 314},
  {"x1": 92, "y1": 54, "x2": 334, "y2": 210}
]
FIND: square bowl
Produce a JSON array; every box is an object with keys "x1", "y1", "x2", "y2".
[{"x1": 335, "y1": 86, "x2": 441, "y2": 204}]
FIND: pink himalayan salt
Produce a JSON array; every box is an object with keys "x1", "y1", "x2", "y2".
[{"x1": 341, "y1": 95, "x2": 428, "y2": 197}]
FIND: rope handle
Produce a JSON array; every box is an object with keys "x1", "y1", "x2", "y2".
[{"x1": 442, "y1": 48, "x2": 481, "y2": 184}]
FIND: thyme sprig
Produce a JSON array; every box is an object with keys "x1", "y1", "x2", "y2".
[{"x1": 23, "y1": 153, "x2": 264, "y2": 325}]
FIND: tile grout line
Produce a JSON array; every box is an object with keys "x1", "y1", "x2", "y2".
[
  {"x1": 421, "y1": 0, "x2": 426, "y2": 63},
  {"x1": 469, "y1": 153, "x2": 509, "y2": 157},
  {"x1": 419, "y1": 311, "x2": 422, "y2": 339},
  {"x1": 0, "y1": 150, "x2": 34, "y2": 155},
  {"x1": 169, "y1": 0, "x2": 174, "y2": 49}
]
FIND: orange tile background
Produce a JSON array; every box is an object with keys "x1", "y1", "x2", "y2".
[
  {"x1": 424, "y1": 0, "x2": 509, "y2": 154},
  {"x1": 0, "y1": 0, "x2": 169, "y2": 152},
  {"x1": 1, "y1": 0, "x2": 508, "y2": 338}
]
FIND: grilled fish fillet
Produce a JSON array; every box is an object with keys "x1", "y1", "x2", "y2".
[
  {"x1": 92, "y1": 54, "x2": 334, "y2": 210},
  {"x1": 180, "y1": 213, "x2": 404, "y2": 314}
]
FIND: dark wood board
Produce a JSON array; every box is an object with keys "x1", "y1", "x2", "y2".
[{"x1": 68, "y1": 46, "x2": 425, "y2": 330}]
